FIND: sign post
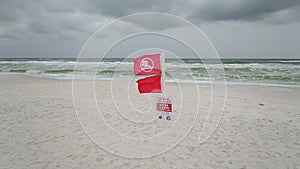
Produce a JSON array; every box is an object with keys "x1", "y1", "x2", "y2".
[
  {"x1": 161, "y1": 52, "x2": 165, "y2": 93},
  {"x1": 156, "y1": 95, "x2": 173, "y2": 121}
]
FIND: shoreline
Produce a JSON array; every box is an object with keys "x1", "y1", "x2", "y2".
[{"x1": 1, "y1": 73, "x2": 300, "y2": 89}]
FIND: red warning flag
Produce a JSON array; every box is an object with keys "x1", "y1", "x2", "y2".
[
  {"x1": 136, "y1": 75, "x2": 162, "y2": 93},
  {"x1": 134, "y1": 54, "x2": 161, "y2": 75}
]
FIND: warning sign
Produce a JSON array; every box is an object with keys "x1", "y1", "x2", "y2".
[
  {"x1": 156, "y1": 96, "x2": 173, "y2": 121},
  {"x1": 156, "y1": 96, "x2": 172, "y2": 112}
]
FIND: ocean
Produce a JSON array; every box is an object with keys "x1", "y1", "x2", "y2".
[{"x1": 0, "y1": 58, "x2": 299, "y2": 87}]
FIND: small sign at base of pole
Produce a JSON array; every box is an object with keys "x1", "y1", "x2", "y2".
[{"x1": 156, "y1": 95, "x2": 173, "y2": 121}]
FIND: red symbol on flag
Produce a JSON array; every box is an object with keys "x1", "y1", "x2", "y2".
[
  {"x1": 134, "y1": 54, "x2": 161, "y2": 75},
  {"x1": 136, "y1": 75, "x2": 162, "y2": 93}
]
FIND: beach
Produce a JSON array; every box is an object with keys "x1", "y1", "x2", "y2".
[{"x1": 0, "y1": 74, "x2": 299, "y2": 168}]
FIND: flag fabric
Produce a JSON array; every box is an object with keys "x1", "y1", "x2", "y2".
[
  {"x1": 136, "y1": 75, "x2": 162, "y2": 93},
  {"x1": 134, "y1": 54, "x2": 161, "y2": 75}
]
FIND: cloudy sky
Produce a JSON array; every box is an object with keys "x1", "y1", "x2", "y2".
[{"x1": 0, "y1": 0, "x2": 300, "y2": 58}]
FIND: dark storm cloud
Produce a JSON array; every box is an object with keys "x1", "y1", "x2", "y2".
[
  {"x1": 189, "y1": 0, "x2": 300, "y2": 21},
  {"x1": 261, "y1": 4, "x2": 300, "y2": 24},
  {"x1": 77, "y1": 0, "x2": 300, "y2": 23},
  {"x1": 0, "y1": 0, "x2": 300, "y2": 57},
  {"x1": 0, "y1": 0, "x2": 106, "y2": 40},
  {"x1": 123, "y1": 14, "x2": 187, "y2": 31},
  {"x1": 1, "y1": 0, "x2": 300, "y2": 40},
  {"x1": 76, "y1": 0, "x2": 171, "y2": 17}
]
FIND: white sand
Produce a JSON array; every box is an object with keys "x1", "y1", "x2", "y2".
[{"x1": 0, "y1": 74, "x2": 299, "y2": 168}]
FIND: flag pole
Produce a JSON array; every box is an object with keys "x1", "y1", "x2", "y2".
[{"x1": 161, "y1": 52, "x2": 165, "y2": 93}]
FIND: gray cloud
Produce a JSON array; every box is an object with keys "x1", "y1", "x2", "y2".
[
  {"x1": 0, "y1": 0, "x2": 106, "y2": 40},
  {"x1": 76, "y1": 0, "x2": 174, "y2": 18},
  {"x1": 0, "y1": 0, "x2": 300, "y2": 57},
  {"x1": 261, "y1": 4, "x2": 300, "y2": 24},
  {"x1": 1, "y1": 0, "x2": 300, "y2": 40},
  {"x1": 75, "y1": 0, "x2": 300, "y2": 22},
  {"x1": 189, "y1": 0, "x2": 300, "y2": 21}
]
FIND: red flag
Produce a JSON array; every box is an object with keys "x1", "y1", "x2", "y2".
[
  {"x1": 134, "y1": 54, "x2": 161, "y2": 75},
  {"x1": 136, "y1": 75, "x2": 162, "y2": 93}
]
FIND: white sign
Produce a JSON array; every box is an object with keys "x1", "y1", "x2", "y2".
[{"x1": 156, "y1": 96, "x2": 173, "y2": 121}]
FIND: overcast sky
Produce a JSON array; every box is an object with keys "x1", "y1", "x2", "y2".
[{"x1": 0, "y1": 0, "x2": 300, "y2": 58}]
